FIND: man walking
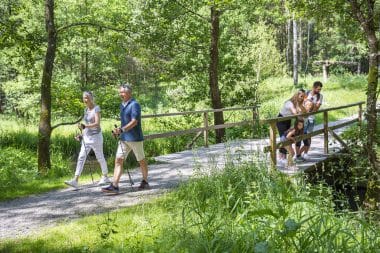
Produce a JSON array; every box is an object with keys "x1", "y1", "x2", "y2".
[{"x1": 102, "y1": 84, "x2": 149, "y2": 193}]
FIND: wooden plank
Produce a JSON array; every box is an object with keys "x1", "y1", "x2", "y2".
[
  {"x1": 145, "y1": 127, "x2": 205, "y2": 140},
  {"x1": 269, "y1": 122, "x2": 277, "y2": 168},
  {"x1": 142, "y1": 106, "x2": 259, "y2": 118},
  {"x1": 203, "y1": 112, "x2": 209, "y2": 147},
  {"x1": 209, "y1": 120, "x2": 252, "y2": 130},
  {"x1": 328, "y1": 128, "x2": 349, "y2": 150},
  {"x1": 328, "y1": 118, "x2": 358, "y2": 131},
  {"x1": 263, "y1": 129, "x2": 324, "y2": 152},
  {"x1": 323, "y1": 111, "x2": 328, "y2": 154},
  {"x1": 186, "y1": 131, "x2": 203, "y2": 149}
]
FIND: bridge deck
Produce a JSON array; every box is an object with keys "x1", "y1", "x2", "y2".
[{"x1": 154, "y1": 116, "x2": 356, "y2": 176}]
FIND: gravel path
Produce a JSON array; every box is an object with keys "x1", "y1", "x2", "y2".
[{"x1": 0, "y1": 118, "x2": 351, "y2": 240}]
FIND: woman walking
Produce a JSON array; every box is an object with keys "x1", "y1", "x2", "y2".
[{"x1": 65, "y1": 91, "x2": 110, "y2": 188}]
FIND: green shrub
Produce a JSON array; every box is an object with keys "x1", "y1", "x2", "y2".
[{"x1": 0, "y1": 147, "x2": 38, "y2": 188}]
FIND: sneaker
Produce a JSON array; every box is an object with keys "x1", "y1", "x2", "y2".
[
  {"x1": 101, "y1": 184, "x2": 119, "y2": 194},
  {"x1": 138, "y1": 180, "x2": 149, "y2": 190},
  {"x1": 97, "y1": 176, "x2": 111, "y2": 186},
  {"x1": 302, "y1": 153, "x2": 309, "y2": 160},
  {"x1": 294, "y1": 156, "x2": 305, "y2": 163},
  {"x1": 64, "y1": 179, "x2": 78, "y2": 188}
]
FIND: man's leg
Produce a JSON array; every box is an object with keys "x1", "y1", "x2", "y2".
[
  {"x1": 139, "y1": 158, "x2": 148, "y2": 182},
  {"x1": 102, "y1": 141, "x2": 130, "y2": 193},
  {"x1": 112, "y1": 157, "x2": 124, "y2": 187}
]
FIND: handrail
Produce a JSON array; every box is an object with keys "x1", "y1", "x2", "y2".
[
  {"x1": 263, "y1": 101, "x2": 365, "y2": 123},
  {"x1": 142, "y1": 105, "x2": 259, "y2": 118},
  {"x1": 144, "y1": 105, "x2": 260, "y2": 147},
  {"x1": 140, "y1": 101, "x2": 364, "y2": 168},
  {"x1": 265, "y1": 101, "x2": 365, "y2": 168}
]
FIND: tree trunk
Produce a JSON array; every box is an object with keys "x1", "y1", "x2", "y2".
[
  {"x1": 348, "y1": 0, "x2": 379, "y2": 210},
  {"x1": 364, "y1": 34, "x2": 379, "y2": 210},
  {"x1": 38, "y1": 0, "x2": 57, "y2": 174},
  {"x1": 286, "y1": 19, "x2": 291, "y2": 74},
  {"x1": 293, "y1": 18, "x2": 298, "y2": 86},
  {"x1": 209, "y1": 6, "x2": 224, "y2": 143},
  {"x1": 298, "y1": 19, "x2": 303, "y2": 73},
  {"x1": 304, "y1": 20, "x2": 312, "y2": 74}
]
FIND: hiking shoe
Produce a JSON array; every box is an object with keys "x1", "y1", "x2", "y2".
[
  {"x1": 138, "y1": 180, "x2": 149, "y2": 190},
  {"x1": 101, "y1": 184, "x2": 119, "y2": 194},
  {"x1": 64, "y1": 179, "x2": 78, "y2": 188},
  {"x1": 97, "y1": 176, "x2": 111, "y2": 186}
]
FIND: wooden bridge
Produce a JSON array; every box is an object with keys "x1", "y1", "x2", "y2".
[{"x1": 142, "y1": 101, "x2": 365, "y2": 172}]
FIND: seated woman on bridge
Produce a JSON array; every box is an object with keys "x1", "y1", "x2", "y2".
[
  {"x1": 280, "y1": 117, "x2": 304, "y2": 170},
  {"x1": 276, "y1": 89, "x2": 306, "y2": 165}
]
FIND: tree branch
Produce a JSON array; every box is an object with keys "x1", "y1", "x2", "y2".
[
  {"x1": 56, "y1": 22, "x2": 129, "y2": 34},
  {"x1": 51, "y1": 116, "x2": 83, "y2": 131},
  {"x1": 172, "y1": 0, "x2": 210, "y2": 22},
  {"x1": 348, "y1": 0, "x2": 370, "y2": 32}
]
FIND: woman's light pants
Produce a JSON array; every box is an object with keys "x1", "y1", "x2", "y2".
[{"x1": 75, "y1": 133, "x2": 108, "y2": 176}]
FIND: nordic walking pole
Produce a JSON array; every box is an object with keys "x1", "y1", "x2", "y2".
[
  {"x1": 113, "y1": 125, "x2": 134, "y2": 186},
  {"x1": 79, "y1": 125, "x2": 94, "y2": 184}
]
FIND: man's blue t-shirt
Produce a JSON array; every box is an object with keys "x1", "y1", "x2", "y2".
[{"x1": 120, "y1": 98, "x2": 144, "y2": 141}]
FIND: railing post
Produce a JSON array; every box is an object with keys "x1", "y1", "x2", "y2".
[
  {"x1": 358, "y1": 103, "x2": 362, "y2": 129},
  {"x1": 203, "y1": 112, "x2": 209, "y2": 147},
  {"x1": 323, "y1": 111, "x2": 328, "y2": 154},
  {"x1": 252, "y1": 106, "x2": 259, "y2": 135},
  {"x1": 269, "y1": 122, "x2": 277, "y2": 168}
]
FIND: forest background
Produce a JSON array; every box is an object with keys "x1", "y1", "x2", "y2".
[{"x1": 0, "y1": 0, "x2": 379, "y2": 252}]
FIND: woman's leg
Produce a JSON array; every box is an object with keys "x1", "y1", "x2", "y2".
[
  {"x1": 74, "y1": 141, "x2": 92, "y2": 179},
  {"x1": 92, "y1": 135, "x2": 108, "y2": 176}
]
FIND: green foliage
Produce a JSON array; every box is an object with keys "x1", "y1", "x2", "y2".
[
  {"x1": 0, "y1": 147, "x2": 37, "y2": 187},
  {"x1": 1, "y1": 162, "x2": 378, "y2": 252}
]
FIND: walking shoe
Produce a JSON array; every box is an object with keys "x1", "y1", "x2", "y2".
[
  {"x1": 294, "y1": 156, "x2": 305, "y2": 163},
  {"x1": 101, "y1": 184, "x2": 119, "y2": 194},
  {"x1": 302, "y1": 153, "x2": 309, "y2": 160},
  {"x1": 97, "y1": 176, "x2": 111, "y2": 186},
  {"x1": 64, "y1": 179, "x2": 78, "y2": 188},
  {"x1": 138, "y1": 180, "x2": 149, "y2": 190}
]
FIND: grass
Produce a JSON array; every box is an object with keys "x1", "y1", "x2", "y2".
[{"x1": 0, "y1": 162, "x2": 378, "y2": 252}]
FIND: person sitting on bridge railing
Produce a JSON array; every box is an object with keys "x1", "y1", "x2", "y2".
[
  {"x1": 276, "y1": 89, "x2": 306, "y2": 166},
  {"x1": 280, "y1": 117, "x2": 304, "y2": 170}
]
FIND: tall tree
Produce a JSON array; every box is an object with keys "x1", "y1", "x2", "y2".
[
  {"x1": 293, "y1": 18, "x2": 298, "y2": 85},
  {"x1": 348, "y1": 0, "x2": 379, "y2": 210},
  {"x1": 289, "y1": 0, "x2": 379, "y2": 210},
  {"x1": 38, "y1": 0, "x2": 56, "y2": 174},
  {"x1": 209, "y1": 5, "x2": 224, "y2": 143}
]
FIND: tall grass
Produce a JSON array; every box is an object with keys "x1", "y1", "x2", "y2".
[{"x1": 1, "y1": 162, "x2": 378, "y2": 252}]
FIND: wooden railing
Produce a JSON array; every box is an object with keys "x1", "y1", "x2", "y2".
[
  {"x1": 263, "y1": 101, "x2": 365, "y2": 167},
  {"x1": 142, "y1": 106, "x2": 260, "y2": 147},
  {"x1": 140, "y1": 102, "x2": 364, "y2": 167}
]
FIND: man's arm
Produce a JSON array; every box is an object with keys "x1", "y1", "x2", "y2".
[{"x1": 121, "y1": 118, "x2": 138, "y2": 132}]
